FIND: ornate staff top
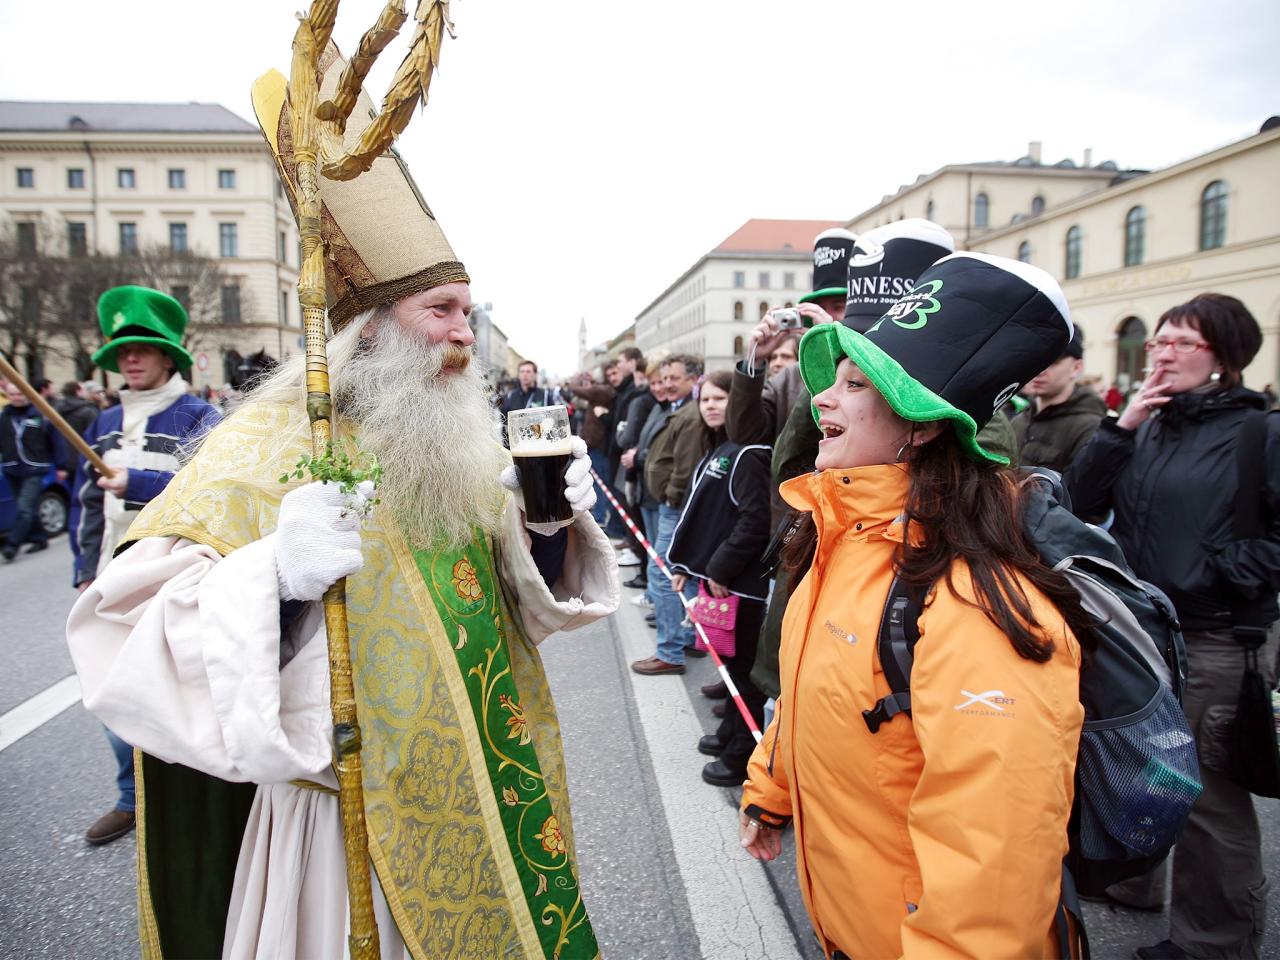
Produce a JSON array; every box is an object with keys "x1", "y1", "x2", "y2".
[{"x1": 251, "y1": 0, "x2": 468, "y2": 331}]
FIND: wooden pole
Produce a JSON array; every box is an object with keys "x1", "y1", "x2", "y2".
[{"x1": 0, "y1": 354, "x2": 116, "y2": 477}]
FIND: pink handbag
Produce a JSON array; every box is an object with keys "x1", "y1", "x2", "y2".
[{"x1": 689, "y1": 582, "x2": 738, "y2": 657}]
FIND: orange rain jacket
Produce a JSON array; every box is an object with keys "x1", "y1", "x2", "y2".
[{"x1": 742, "y1": 463, "x2": 1083, "y2": 959}]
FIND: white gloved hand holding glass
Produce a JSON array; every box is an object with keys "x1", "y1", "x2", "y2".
[
  {"x1": 500, "y1": 435, "x2": 596, "y2": 537},
  {"x1": 275, "y1": 480, "x2": 376, "y2": 601}
]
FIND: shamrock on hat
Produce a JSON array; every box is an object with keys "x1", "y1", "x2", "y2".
[
  {"x1": 801, "y1": 252, "x2": 1073, "y2": 465},
  {"x1": 91, "y1": 285, "x2": 194, "y2": 374}
]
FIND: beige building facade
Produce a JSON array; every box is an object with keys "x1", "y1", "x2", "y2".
[
  {"x1": 0, "y1": 101, "x2": 300, "y2": 389},
  {"x1": 967, "y1": 124, "x2": 1280, "y2": 392},
  {"x1": 848, "y1": 142, "x2": 1123, "y2": 247},
  {"x1": 845, "y1": 126, "x2": 1280, "y2": 391},
  {"x1": 634, "y1": 219, "x2": 839, "y2": 373}
]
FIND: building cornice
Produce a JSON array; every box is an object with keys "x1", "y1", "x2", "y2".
[
  {"x1": 970, "y1": 126, "x2": 1280, "y2": 244},
  {"x1": 1062, "y1": 233, "x2": 1280, "y2": 306},
  {"x1": 0, "y1": 133, "x2": 266, "y2": 155},
  {"x1": 847, "y1": 164, "x2": 1116, "y2": 227}
]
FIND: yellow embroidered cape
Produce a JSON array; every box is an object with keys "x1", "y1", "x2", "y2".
[{"x1": 125, "y1": 402, "x2": 596, "y2": 959}]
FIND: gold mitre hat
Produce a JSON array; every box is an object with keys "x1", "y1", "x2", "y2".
[{"x1": 251, "y1": 45, "x2": 468, "y2": 328}]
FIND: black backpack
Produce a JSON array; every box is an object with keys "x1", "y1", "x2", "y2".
[{"x1": 863, "y1": 470, "x2": 1202, "y2": 899}]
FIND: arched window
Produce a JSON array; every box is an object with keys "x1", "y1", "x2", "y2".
[
  {"x1": 974, "y1": 192, "x2": 989, "y2": 229},
  {"x1": 1116, "y1": 316, "x2": 1147, "y2": 392},
  {"x1": 1031, "y1": 195, "x2": 1045, "y2": 216},
  {"x1": 926, "y1": 199, "x2": 934, "y2": 221},
  {"x1": 1064, "y1": 225, "x2": 1082, "y2": 280},
  {"x1": 732, "y1": 300, "x2": 743, "y2": 321},
  {"x1": 1200, "y1": 180, "x2": 1227, "y2": 250},
  {"x1": 759, "y1": 301, "x2": 769, "y2": 319},
  {"x1": 1124, "y1": 206, "x2": 1145, "y2": 267},
  {"x1": 733, "y1": 336, "x2": 744, "y2": 356},
  {"x1": 1017, "y1": 241, "x2": 1032, "y2": 264}
]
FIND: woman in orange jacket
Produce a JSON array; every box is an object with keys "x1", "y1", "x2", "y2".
[{"x1": 739, "y1": 253, "x2": 1097, "y2": 959}]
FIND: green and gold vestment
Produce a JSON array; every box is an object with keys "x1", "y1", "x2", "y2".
[{"x1": 125, "y1": 403, "x2": 598, "y2": 960}]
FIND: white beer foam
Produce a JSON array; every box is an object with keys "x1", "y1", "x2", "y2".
[{"x1": 510, "y1": 437, "x2": 574, "y2": 456}]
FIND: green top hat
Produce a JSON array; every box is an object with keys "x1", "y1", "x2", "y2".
[{"x1": 92, "y1": 285, "x2": 194, "y2": 373}]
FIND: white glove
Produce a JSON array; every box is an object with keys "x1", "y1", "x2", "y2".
[
  {"x1": 275, "y1": 480, "x2": 375, "y2": 601},
  {"x1": 500, "y1": 435, "x2": 596, "y2": 536}
]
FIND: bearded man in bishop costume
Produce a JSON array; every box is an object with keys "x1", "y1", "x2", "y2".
[{"x1": 66, "y1": 50, "x2": 618, "y2": 960}]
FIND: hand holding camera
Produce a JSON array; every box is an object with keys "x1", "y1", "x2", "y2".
[{"x1": 746, "y1": 303, "x2": 832, "y2": 368}]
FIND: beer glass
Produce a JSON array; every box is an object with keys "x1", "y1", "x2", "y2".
[{"x1": 507, "y1": 404, "x2": 575, "y2": 525}]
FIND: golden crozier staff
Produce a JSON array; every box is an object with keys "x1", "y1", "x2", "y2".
[{"x1": 257, "y1": 2, "x2": 459, "y2": 956}]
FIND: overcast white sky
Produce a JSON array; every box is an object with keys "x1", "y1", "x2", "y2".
[{"x1": 2, "y1": 0, "x2": 1277, "y2": 374}]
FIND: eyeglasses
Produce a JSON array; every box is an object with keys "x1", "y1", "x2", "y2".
[{"x1": 1143, "y1": 338, "x2": 1211, "y2": 355}]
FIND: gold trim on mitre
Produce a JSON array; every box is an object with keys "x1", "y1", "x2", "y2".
[{"x1": 251, "y1": 49, "x2": 468, "y2": 330}]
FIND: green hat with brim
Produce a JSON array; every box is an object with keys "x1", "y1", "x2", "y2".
[
  {"x1": 798, "y1": 253, "x2": 1074, "y2": 468},
  {"x1": 92, "y1": 285, "x2": 194, "y2": 373},
  {"x1": 799, "y1": 321, "x2": 994, "y2": 464}
]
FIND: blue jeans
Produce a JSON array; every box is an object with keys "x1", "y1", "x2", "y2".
[
  {"x1": 5, "y1": 472, "x2": 47, "y2": 552},
  {"x1": 105, "y1": 726, "x2": 135, "y2": 812},
  {"x1": 653, "y1": 504, "x2": 696, "y2": 664},
  {"x1": 641, "y1": 505, "x2": 660, "y2": 604},
  {"x1": 587, "y1": 449, "x2": 610, "y2": 527}
]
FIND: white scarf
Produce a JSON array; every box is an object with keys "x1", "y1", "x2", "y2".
[{"x1": 99, "y1": 372, "x2": 189, "y2": 573}]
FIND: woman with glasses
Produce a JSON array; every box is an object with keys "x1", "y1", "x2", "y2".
[{"x1": 1068, "y1": 293, "x2": 1279, "y2": 960}]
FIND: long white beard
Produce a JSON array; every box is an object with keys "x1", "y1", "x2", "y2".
[{"x1": 332, "y1": 320, "x2": 509, "y2": 550}]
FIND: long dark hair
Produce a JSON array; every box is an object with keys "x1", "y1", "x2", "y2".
[
  {"x1": 782, "y1": 430, "x2": 1096, "y2": 660},
  {"x1": 699, "y1": 369, "x2": 734, "y2": 454}
]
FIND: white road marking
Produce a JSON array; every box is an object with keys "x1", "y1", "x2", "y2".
[
  {"x1": 0, "y1": 674, "x2": 81, "y2": 753},
  {"x1": 613, "y1": 598, "x2": 802, "y2": 960}
]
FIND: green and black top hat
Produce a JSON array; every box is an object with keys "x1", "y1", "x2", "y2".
[
  {"x1": 92, "y1": 285, "x2": 194, "y2": 374},
  {"x1": 800, "y1": 252, "x2": 1072, "y2": 465},
  {"x1": 799, "y1": 228, "x2": 859, "y2": 303},
  {"x1": 843, "y1": 219, "x2": 954, "y2": 331}
]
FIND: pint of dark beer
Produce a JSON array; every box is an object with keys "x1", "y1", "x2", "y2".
[{"x1": 507, "y1": 405, "x2": 574, "y2": 526}]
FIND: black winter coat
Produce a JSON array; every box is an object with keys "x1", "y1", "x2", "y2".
[
  {"x1": 1066, "y1": 386, "x2": 1280, "y2": 630},
  {"x1": 667, "y1": 441, "x2": 773, "y2": 599},
  {"x1": 1, "y1": 404, "x2": 56, "y2": 478}
]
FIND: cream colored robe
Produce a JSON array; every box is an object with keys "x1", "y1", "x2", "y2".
[{"x1": 67, "y1": 500, "x2": 618, "y2": 960}]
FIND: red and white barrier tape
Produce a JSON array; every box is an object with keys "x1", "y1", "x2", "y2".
[{"x1": 590, "y1": 468, "x2": 762, "y2": 742}]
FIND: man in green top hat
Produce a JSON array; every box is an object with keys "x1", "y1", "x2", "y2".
[
  {"x1": 91, "y1": 284, "x2": 196, "y2": 375},
  {"x1": 73, "y1": 284, "x2": 222, "y2": 847}
]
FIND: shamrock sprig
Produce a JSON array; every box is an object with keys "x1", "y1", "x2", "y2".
[{"x1": 279, "y1": 443, "x2": 383, "y2": 519}]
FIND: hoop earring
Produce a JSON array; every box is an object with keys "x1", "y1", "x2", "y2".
[{"x1": 896, "y1": 426, "x2": 916, "y2": 464}]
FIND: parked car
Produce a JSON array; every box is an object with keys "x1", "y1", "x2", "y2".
[{"x1": 0, "y1": 466, "x2": 70, "y2": 541}]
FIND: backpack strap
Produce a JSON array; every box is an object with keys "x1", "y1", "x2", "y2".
[
  {"x1": 1232, "y1": 409, "x2": 1272, "y2": 649},
  {"x1": 1056, "y1": 863, "x2": 1090, "y2": 959},
  {"x1": 863, "y1": 575, "x2": 929, "y2": 734}
]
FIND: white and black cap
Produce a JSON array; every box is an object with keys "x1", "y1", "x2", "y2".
[
  {"x1": 843, "y1": 219, "x2": 955, "y2": 331},
  {"x1": 800, "y1": 228, "x2": 859, "y2": 303}
]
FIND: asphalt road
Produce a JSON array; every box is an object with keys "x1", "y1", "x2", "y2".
[{"x1": 1, "y1": 537, "x2": 1277, "y2": 958}]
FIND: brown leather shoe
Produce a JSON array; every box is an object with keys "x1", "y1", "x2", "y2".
[
  {"x1": 700, "y1": 680, "x2": 728, "y2": 699},
  {"x1": 630, "y1": 656, "x2": 685, "y2": 676},
  {"x1": 85, "y1": 808, "x2": 136, "y2": 846}
]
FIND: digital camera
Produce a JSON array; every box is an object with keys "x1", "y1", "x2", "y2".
[{"x1": 774, "y1": 308, "x2": 810, "y2": 330}]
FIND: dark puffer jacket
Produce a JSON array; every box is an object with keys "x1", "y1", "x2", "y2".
[
  {"x1": 1011, "y1": 385, "x2": 1107, "y2": 475},
  {"x1": 1066, "y1": 386, "x2": 1280, "y2": 631}
]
